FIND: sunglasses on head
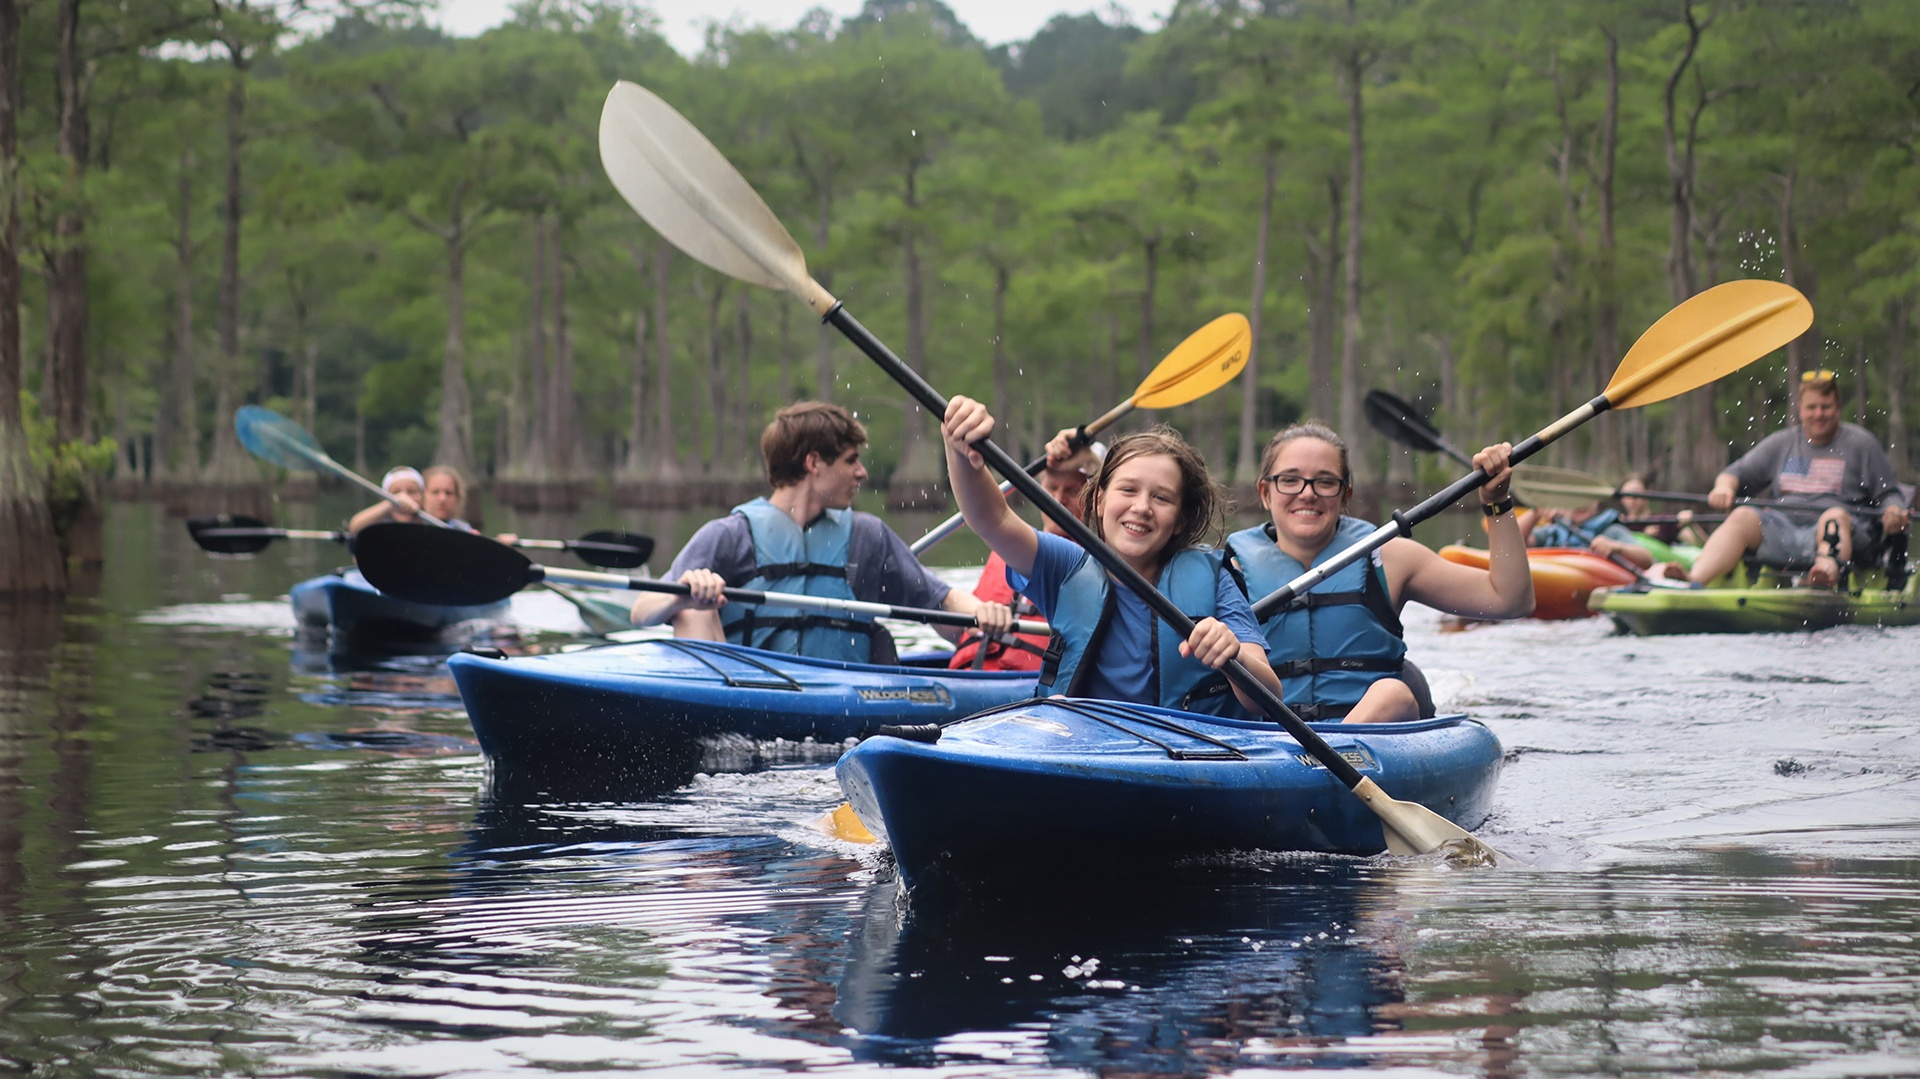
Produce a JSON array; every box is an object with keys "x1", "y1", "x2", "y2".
[{"x1": 1800, "y1": 369, "x2": 1837, "y2": 383}]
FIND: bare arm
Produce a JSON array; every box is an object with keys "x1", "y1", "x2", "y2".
[
  {"x1": 1392, "y1": 443, "x2": 1535, "y2": 620},
  {"x1": 1180, "y1": 624, "x2": 1284, "y2": 714},
  {"x1": 630, "y1": 567, "x2": 726, "y2": 641},
  {"x1": 942, "y1": 396, "x2": 1040, "y2": 578},
  {"x1": 348, "y1": 496, "x2": 415, "y2": 536}
]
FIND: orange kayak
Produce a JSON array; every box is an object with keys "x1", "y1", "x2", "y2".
[{"x1": 1438, "y1": 545, "x2": 1638, "y2": 620}]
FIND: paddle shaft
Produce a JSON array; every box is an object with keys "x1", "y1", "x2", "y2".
[
  {"x1": 531, "y1": 562, "x2": 1048, "y2": 635},
  {"x1": 197, "y1": 526, "x2": 345, "y2": 543},
  {"x1": 910, "y1": 419, "x2": 1108, "y2": 556},
  {"x1": 821, "y1": 304, "x2": 1371, "y2": 791},
  {"x1": 261, "y1": 426, "x2": 451, "y2": 528},
  {"x1": 1254, "y1": 392, "x2": 1614, "y2": 619}
]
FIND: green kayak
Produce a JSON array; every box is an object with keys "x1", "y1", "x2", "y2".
[{"x1": 1593, "y1": 565, "x2": 1919, "y2": 635}]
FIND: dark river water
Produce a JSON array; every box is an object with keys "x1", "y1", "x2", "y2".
[{"x1": 1, "y1": 496, "x2": 1916, "y2": 1077}]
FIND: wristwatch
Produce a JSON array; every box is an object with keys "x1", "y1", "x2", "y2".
[{"x1": 1481, "y1": 496, "x2": 1515, "y2": 517}]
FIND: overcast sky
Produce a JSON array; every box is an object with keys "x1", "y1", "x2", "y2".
[{"x1": 429, "y1": 0, "x2": 1163, "y2": 57}]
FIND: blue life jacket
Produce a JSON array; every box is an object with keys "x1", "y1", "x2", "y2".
[
  {"x1": 1037, "y1": 546, "x2": 1243, "y2": 715},
  {"x1": 1529, "y1": 507, "x2": 1622, "y2": 550},
  {"x1": 719, "y1": 498, "x2": 881, "y2": 662},
  {"x1": 1226, "y1": 517, "x2": 1406, "y2": 721}
]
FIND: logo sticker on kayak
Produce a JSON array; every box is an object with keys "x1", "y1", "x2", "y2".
[
  {"x1": 856, "y1": 685, "x2": 953, "y2": 706},
  {"x1": 1294, "y1": 748, "x2": 1376, "y2": 771}
]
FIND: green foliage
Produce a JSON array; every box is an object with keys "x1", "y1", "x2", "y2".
[{"x1": 20, "y1": 392, "x2": 116, "y2": 541}]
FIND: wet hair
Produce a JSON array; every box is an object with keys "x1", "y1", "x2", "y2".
[
  {"x1": 422, "y1": 465, "x2": 467, "y2": 508},
  {"x1": 761, "y1": 402, "x2": 868, "y2": 488},
  {"x1": 1255, "y1": 421, "x2": 1352, "y2": 491},
  {"x1": 1082, "y1": 425, "x2": 1228, "y2": 560}
]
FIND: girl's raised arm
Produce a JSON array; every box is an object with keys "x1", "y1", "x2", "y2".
[{"x1": 941, "y1": 396, "x2": 1041, "y2": 578}]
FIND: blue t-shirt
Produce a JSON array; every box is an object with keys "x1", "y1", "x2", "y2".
[{"x1": 1009, "y1": 531, "x2": 1264, "y2": 705}]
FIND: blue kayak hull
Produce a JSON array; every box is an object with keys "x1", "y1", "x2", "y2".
[
  {"x1": 836, "y1": 698, "x2": 1504, "y2": 894},
  {"x1": 447, "y1": 639, "x2": 1037, "y2": 792},
  {"x1": 290, "y1": 571, "x2": 511, "y2": 647}
]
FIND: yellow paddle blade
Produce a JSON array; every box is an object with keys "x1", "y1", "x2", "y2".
[
  {"x1": 813, "y1": 802, "x2": 877, "y2": 845},
  {"x1": 1605, "y1": 280, "x2": 1812, "y2": 409},
  {"x1": 598, "y1": 82, "x2": 837, "y2": 315},
  {"x1": 1132, "y1": 313, "x2": 1252, "y2": 410}
]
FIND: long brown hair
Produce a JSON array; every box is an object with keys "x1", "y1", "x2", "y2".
[{"x1": 1082, "y1": 425, "x2": 1228, "y2": 560}]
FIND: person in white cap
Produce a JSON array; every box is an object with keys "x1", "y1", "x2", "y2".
[
  {"x1": 348, "y1": 467, "x2": 435, "y2": 535},
  {"x1": 948, "y1": 437, "x2": 1105, "y2": 671}
]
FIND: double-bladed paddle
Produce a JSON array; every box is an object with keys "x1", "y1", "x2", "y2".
[
  {"x1": 352, "y1": 523, "x2": 1050, "y2": 637},
  {"x1": 909, "y1": 314, "x2": 1251, "y2": 555},
  {"x1": 184, "y1": 512, "x2": 655, "y2": 570},
  {"x1": 1251, "y1": 280, "x2": 1813, "y2": 620},
  {"x1": 596, "y1": 79, "x2": 1506, "y2": 864}
]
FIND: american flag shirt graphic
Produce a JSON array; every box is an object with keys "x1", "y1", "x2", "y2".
[{"x1": 1777, "y1": 454, "x2": 1846, "y2": 497}]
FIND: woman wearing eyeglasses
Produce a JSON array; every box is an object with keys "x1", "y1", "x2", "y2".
[{"x1": 1226, "y1": 422, "x2": 1533, "y2": 725}]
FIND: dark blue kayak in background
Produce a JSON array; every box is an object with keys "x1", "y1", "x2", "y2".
[
  {"x1": 836, "y1": 698, "x2": 1504, "y2": 895},
  {"x1": 447, "y1": 639, "x2": 1037, "y2": 794},
  {"x1": 290, "y1": 569, "x2": 512, "y2": 648}
]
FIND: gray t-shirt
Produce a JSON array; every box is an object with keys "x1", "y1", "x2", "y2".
[
  {"x1": 665, "y1": 511, "x2": 952, "y2": 613},
  {"x1": 1721, "y1": 423, "x2": 1905, "y2": 513}
]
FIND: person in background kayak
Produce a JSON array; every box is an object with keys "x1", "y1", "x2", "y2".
[
  {"x1": 631, "y1": 401, "x2": 1013, "y2": 664},
  {"x1": 348, "y1": 467, "x2": 430, "y2": 535},
  {"x1": 1681, "y1": 370, "x2": 1909, "y2": 588},
  {"x1": 1516, "y1": 497, "x2": 1655, "y2": 570},
  {"x1": 947, "y1": 440, "x2": 1105, "y2": 671},
  {"x1": 1226, "y1": 423, "x2": 1532, "y2": 724},
  {"x1": 940, "y1": 396, "x2": 1283, "y2": 717}
]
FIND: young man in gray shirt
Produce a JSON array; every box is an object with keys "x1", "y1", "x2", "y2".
[
  {"x1": 630, "y1": 401, "x2": 1012, "y2": 663},
  {"x1": 1686, "y1": 372, "x2": 1911, "y2": 587}
]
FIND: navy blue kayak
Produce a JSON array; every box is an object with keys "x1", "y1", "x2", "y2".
[
  {"x1": 836, "y1": 698, "x2": 1503, "y2": 894},
  {"x1": 290, "y1": 569, "x2": 512, "y2": 646},
  {"x1": 447, "y1": 640, "x2": 1038, "y2": 791}
]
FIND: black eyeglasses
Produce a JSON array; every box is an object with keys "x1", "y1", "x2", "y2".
[{"x1": 1265, "y1": 473, "x2": 1347, "y2": 496}]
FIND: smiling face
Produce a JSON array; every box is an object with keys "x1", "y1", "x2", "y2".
[
  {"x1": 1799, "y1": 382, "x2": 1840, "y2": 444},
  {"x1": 1260, "y1": 436, "x2": 1351, "y2": 553},
  {"x1": 808, "y1": 446, "x2": 868, "y2": 509},
  {"x1": 1095, "y1": 452, "x2": 1185, "y2": 572},
  {"x1": 422, "y1": 471, "x2": 463, "y2": 521}
]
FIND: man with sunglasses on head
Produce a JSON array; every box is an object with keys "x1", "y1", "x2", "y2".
[{"x1": 1683, "y1": 370, "x2": 1911, "y2": 588}]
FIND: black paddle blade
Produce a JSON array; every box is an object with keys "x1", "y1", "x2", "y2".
[
  {"x1": 1363, "y1": 389, "x2": 1450, "y2": 455},
  {"x1": 353, "y1": 522, "x2": 534, "y2": 605},
  {"x1": 569, "y1": 530, "x2": 654, "y2": 569},
  {"x1": 186, "y1": 514, "x2": 275, "y2": 556}
]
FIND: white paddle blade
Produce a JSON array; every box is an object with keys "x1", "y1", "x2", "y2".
[
  {"x1": 1355, "y1": 777, "x2": 1505, "y2": 865},
  {"x1": 599, "y1": 82, "x2": 836, "y2": 314}
]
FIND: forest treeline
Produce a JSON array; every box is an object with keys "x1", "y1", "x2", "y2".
[{"x1": 1, "y1": 0, "x2": 1917, "y2": 589}]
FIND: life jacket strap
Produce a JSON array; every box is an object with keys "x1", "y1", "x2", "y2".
[{"x1": 1271, "y1": 655, "x2": 1405, "y2": 679}]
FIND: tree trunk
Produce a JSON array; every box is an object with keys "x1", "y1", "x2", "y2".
[
  {"x1": 1778, "y1": 169, "x2": 1818, "y2": 387},
  {"x1": 1306, "y1": 175, "x2": 1341, "y2": 424},
  {"x1": 890, "y1": 161, "x2": 942, "y2": 501},
  {"x1": 814, "y1": 186, "x2": 834, "y2": 403},
  {"x1": 1662, "y1": 5, "x2": 1706, "y2": 487},
  {"x1": 651, "y1": 242, "x2": 679, "y2": 478},
  {"x1": 778, "y1": 299, "x2": 794, "y2": 402},
  {"x1": 548, "y1": 221, "x2": 574, "y2": 477},
  {"x1": 1237, "y1": 149, "x2": 1276, "y2": 484},
  {"x1": 0, "y1": 0, "x2": 62, "y2": 592},
  {"x1": 1339, "y1": 34, "x2": 1366, "y2": 463},
  {"x1": 1889, "y1": 301, "x2": 1909, "y2": 475},
  {"x1": 521, "y1": 214, "x2": 548, "y2": 474},
  {"x1": 625, "y1": 290, "x2": 646, "y2": 475},
  {"x1": 158, "y1": 154, "x2": 198, "y2": 483},
  {"x1": 434, "y1": 224, "x2": 475, "y2": 476},
  {"x1": 991, "y1": 263, "x2": 1012, "y2": 456},
  {"x1": 1595, "y1": 30, "x2": 1622, "y2": 475},
  {"x1": 701, "y1": 273, "x2": 726, "y2": 471},
  {"x1": 734, "y1": 287, "x2": 753, "y2": 471},
  {"x1": 199, "y1": 57, "x2": 259, "y2": 502},
  {"x1": 1138, "y1": 232, "x2": 1159, "y2": 386},
  {"x1": 47, "y1": 0, "x2": 87, "y2": 446}
]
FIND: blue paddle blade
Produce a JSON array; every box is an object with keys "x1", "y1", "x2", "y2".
[{"x1": 234, "y1": 405, "x2": 328, "y2": 472}]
